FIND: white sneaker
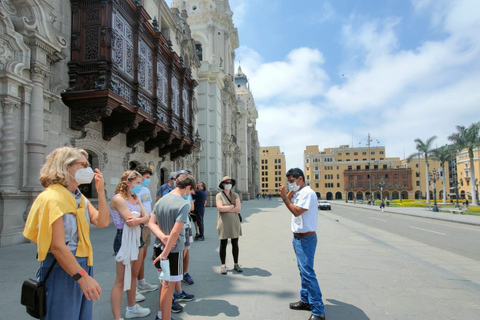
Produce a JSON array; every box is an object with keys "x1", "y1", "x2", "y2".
[
  {"x1": 125, "y1": 304, "x2": 150, "y2": 318},
  {"x1": 137, "y1": 282, "x2": 159, "y2": 293},
  {"x1": 135, "y1": 292, "x2": 145, "y2": 302}
]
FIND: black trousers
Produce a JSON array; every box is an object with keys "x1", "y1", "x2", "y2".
[{"x1": 194, "y1": 210, "x2": 205, "y2": 236}]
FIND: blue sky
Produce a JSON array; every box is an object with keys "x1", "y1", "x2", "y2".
[{"x1": 168, "y1": 0, "x2": 480, "y2": 169}]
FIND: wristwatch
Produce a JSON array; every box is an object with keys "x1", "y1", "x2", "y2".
[
  {"x1": 283, "y1": 197, "x2": 288, "y2": 201},
  {"x1": 72, "y1": 269, "x2": 86, "y2": 281}
]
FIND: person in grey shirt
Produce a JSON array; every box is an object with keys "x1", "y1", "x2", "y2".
[{"x1": 149, "y1": 173, "x2": 196, "y2": 320}]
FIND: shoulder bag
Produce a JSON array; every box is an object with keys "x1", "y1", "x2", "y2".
[
  {"x1": 20, "y1": 259, "x2": 57, "y2": 319},
  {"x1": 222, "y1": 191, "x2": 242, "y2": 223}
]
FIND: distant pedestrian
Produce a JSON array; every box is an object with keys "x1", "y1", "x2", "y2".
[
  {"x1": 380, "y1": 201, "x2": 385, "y2": 212},
  {"x1": 280, "y1": 168, "x2": 326, "y2": 320},
  {"x1": 193, "y1": 182, "x2": 207, "y2": 241},
  {"x1": 465, "y1": 199, "x2": 469, "y2": 208},
  {"x1": 23, "y1": 147, "x2": 110, "y2": 320},
  {"x1": 216, "y1": 176, "x2": 243, "y2": 275},
  {"x1": 156, "y1": 172, "x2": 177, "y2": 202},
  {"x1": 268, "y1": 193, "x2": 272, "y2": 200}
]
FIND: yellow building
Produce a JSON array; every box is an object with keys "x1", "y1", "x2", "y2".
[
  {"x1": 305, "y1": 145, "x2": 402, "y2": 200},
  {"x1": 260, "y1": 146, "x2": 286, "y2": 196},
  {"x1": 400, "y1": 158, "x2": 448, "y2": 201},
  {"x1": 455, "y1": 148, "x2": 480, "y2": 202}
]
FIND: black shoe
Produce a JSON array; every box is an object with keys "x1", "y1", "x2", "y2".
[
  {"x1": 308, "y1": 315, "x2": 326, "y2": 320},
  {"x1": 198, "y1": 235, "x2": 205, "y2": 241},
  {"x1": 289, "y1": 300, "x2": 311, "y2": 311}
]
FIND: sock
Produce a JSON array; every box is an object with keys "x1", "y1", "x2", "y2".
[
  {"x1": 138, "y1": 278, "x2": 146, "y2": 285},
  {"x1": 126, "y1": 305, "x2": 134, "y2": 311},
  {"x1": 157, "y1": 311, "x2": 162, "y2": 319}
]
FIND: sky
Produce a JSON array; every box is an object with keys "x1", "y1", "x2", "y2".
[{"x1": 167, "y1": 0, "x2": 480, "y2": 170}]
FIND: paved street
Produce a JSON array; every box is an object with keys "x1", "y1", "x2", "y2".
[{"x1": 2, "y1": 199, "x2": 480, "y2": 319}]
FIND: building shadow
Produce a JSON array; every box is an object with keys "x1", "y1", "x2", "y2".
[{"x1": 325, "y1": 299, "x2": 370, "y2": 320}]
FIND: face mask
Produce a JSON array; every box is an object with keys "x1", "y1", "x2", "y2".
[
  {"x1": 141, "y1": 178, "x2": 150, "y2": 187},
  {"x1": 130, "y1": 184, "x2": 142, "y2": 195},
  {"x1": 224, "y1": 183, "x2": 232, "y2": 190},
  {"x1": 174, "y1": 181, "x2": 177, "y2": 188},
  {"x1": 288, "y1": 180, "x2": 300, "y2": 192},
  {"x1": 74, "y1": 167, "x2": 95, "y2": 185},
  {"x1": 183, "y1": 194, "x2": 189, "y2": 200}
]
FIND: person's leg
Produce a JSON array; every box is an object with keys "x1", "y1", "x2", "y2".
[
  {"x1": 231, "y1": 237, "x2": 239, "y2": 264},
  {"x1": 160, "y1": 281, "x2": 176, "y2": 320},
  {"x1": 183, "y1": 246, "x2": 190, "y2": 273},
  {"x1": 296, "y1": 234, "x2": 325, "y2": 317},
  {"x1": 127, "y1": 248, "x2": 145, "y2": 307},
  {"x1": 219, "y1": 239, "x2": 228, "y2": 266},
  {"x1": 197, "y1": 211, "x2": 205, "y2": 237},
  {"x1": 111, "y1": 262, "x2": 126, "y2": 320},
  {"x1": 137, "y1": 246, "x2": 147, "y2": 283}
]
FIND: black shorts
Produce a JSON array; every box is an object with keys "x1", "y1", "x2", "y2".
[
  {"x1": 113, "y1": 228, "x2": 145, "y2": 255},
  {"x1": 189, "y1": 212, "x2": 197, "y2": 223}
]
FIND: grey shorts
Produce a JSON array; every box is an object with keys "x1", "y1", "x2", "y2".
[{"x1": 184, "y1": 226, "x2": 191, "y2": 247}]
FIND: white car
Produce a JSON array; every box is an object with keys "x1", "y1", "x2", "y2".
[{"x1": 318, "y1": 200, "x2": 331, "y2": 210}]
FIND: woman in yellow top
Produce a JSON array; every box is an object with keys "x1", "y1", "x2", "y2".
[
  {"x1": 23, "y1": 147, "x2": 110, "y2": 320},
  {"x1": 215, "y1": 176, "x2": 242, "y2": 275}
]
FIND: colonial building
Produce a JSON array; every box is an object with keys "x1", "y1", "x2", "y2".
[
  {"x1": 234, "y1": 66, "x2": 260, "y2": 199},
  {"x1": 0, "y1": 0, "x2": 203, "y2": 247},
  {"x1": 260, "y1": 146, "x2": 286, "y2": 196},
  {"x1": 172, "y1": 0, "x2": 259, "y2": 201},
  {"x1": 400, "y1": 158, "x2": 449, "y2": 201}
]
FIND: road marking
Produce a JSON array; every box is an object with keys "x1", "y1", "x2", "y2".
[
  {"x1": 349, "y1": 212, "x2": 359, "y2": 215},
  {"x1": 370, "y1": 217, "x2": 387, "y2": 222},
  {"x1": 409, "y1": 226, "x2": 446, "y2": 235}
]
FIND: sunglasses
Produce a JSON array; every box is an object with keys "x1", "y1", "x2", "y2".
[
  {"x1": 71, "y1": 161, "x2": 91, "y2": 168},
  {"x1": 127, "y1": 170, "x2": 141, "y2": 180}
]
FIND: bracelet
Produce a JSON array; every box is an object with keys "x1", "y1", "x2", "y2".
[{"x1": 283, "y1": 197, "x2": 288, "y2": 201}]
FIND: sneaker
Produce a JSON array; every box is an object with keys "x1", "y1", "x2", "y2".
[
  {"x1": 135, "y1": 292, "x2": 145, "y2": 302},
  {"x1": 171, "y1": 298, "x2": 183, "y2": 313},
  {"x1": 125, "y1": 304, "x2": 150, "y2": 319},
  {"x1": 174, "y1": 290, "x2": 194, "y2": 302},
  {"x1": 220, "y1": 266, "x2": 227, "y2": 275},
  {"x1": 182, "y1": 272, "x2": 194, "y2": 285},
  {"x1": 137, "y1": 282, "x2": 159, "y2": 293},
  {"x1": 233, "y1": 264, "x2": 243, "y2": 273},
  {"x1": 197, "y1": 235, "x2": 205, "y2": 241}
]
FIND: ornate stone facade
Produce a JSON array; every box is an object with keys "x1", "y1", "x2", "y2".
[{"x1": 0, "y1": 0, "x2": 201, "y2": 247}]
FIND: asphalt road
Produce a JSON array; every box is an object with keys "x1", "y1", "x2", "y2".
[{"x1": 328, "y1": 203, "x2": 480, "y2": 261}]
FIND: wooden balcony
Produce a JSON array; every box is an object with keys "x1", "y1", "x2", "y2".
[{"x1": 62, "y1": 0, "x2": 197, "y2": 157}]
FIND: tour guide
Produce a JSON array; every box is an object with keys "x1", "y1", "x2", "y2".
[{"x1": 280, "y1": 168, "x2": 326, "y2": 320}]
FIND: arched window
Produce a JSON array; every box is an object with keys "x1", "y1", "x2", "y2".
[{"x1": 195, "y1": 43, "x2": 203, "y2": 61}]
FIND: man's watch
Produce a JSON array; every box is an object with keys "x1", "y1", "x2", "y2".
[
  {"x1": 72, "y1": 269, "x2": 86, "y2": 281},
  {"x1": 283, "y1": 197, "x2": 288, "y2": 201}
]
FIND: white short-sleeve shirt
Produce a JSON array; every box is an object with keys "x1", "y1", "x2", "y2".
[{"x1": 290, "y1": 186, "x2": 318, "y2": 233}]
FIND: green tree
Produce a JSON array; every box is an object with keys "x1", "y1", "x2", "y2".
[
  {"x1": 448, "y1": 122, "x2": 480, "y2": 206},
  {"x1": 431, "y1": 145, "x2": 455, "y2": 203},
  {"x1": 408, "y1": 136, "x2": 437, "y2": 203}
]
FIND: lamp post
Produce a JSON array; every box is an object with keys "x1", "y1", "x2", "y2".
[
  {"x1": 377, "y1": 178, "x2": 386, "y2": 202},
  {"x1": 475, "y1": 178, "x2": 479, "y2": 204},
  {"x1": 453, "y1": 160, "x2": 460, "y2": 208},
  {"x1": 345, "y1": 186, "x2": 348, "y2": 203},
  {"x1": 430, "y1": 168, "x2": 440, "y2": 212}
]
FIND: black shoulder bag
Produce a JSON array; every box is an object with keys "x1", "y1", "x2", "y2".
[
  {"x1": 21, "y1": 259, "x2": 57, "y2": 319},
  {"x1": 223, "y1": 191, "x2": 242, "y2": 223}
]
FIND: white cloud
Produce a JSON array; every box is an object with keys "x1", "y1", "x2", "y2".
[
  {"x1": 231, "y1": 0, "x2": 248, "y2": 27},
  {"x1": 314, "y1": 2, "x2": 336, "y2": 23},
  {"x1": 236, "y1": 46, "x2": 329, "y2": 101}
]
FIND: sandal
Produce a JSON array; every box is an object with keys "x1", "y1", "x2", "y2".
[{"x1": 220, "y1": 266, "x2": 227, "y2": 275}]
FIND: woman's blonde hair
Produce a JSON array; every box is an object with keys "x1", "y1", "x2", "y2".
[
  {"x1": 39, "y1": 147, "x2": 89, "y2": 188},
  {"x1": 115, "y1": 170, "x2": 142, "y2": 199}
]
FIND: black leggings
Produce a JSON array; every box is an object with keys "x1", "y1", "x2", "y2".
[{"x1": 219, "y1": 238, "x2": 239, "y2": 265}]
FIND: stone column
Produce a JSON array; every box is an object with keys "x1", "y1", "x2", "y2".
[
  {"x1": 0, "y1": 97, "x2": 20, "y2": 191},
  {"x1": 24, "y1": 66, "x2": 50, "y2": 191}
]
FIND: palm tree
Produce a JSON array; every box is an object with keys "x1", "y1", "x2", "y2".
[
  {"x1": 448, "y1": 122, "x2": 480, "y2": 206},
  {"x1": 408, "y1": 136, "x2": 437, "y2": 203},
  {"x1": 431, "y1": 145, "x2": 455, "y2": 203}
]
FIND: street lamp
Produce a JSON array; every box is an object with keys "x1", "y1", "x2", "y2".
[
  {"x1": 377, "y1": 178, "x2": 387, "y2": 202},
  {"x1": 430, "y1": 168, "x2": 440, "y2": 212},
  {"x1": 475, "y1": 178, "x2": 479, "y2": 204},
  {"x1": 344, "y1": 186, "x2": 348, "y2": 203},
  {"x1": 452, "y1": 160, "x2": 460, "y2": 208}
]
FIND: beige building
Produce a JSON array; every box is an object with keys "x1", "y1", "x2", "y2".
[
  {"x1": 305, "y1": 145, "x2": 407, "y2": 200},
  {"x1": 455, "y1": 148, "x2": 480, "y2": 202},
  {"x1": 260, "y1": 147, "x2": 286, "y2": 196},
  {"x1": 400, "y1": 158, "x2": 447, "y2": 201}
]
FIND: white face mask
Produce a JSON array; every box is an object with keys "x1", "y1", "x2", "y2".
[
  {"x1": 224, "y1": 183, "x2": 232, "y2": 190},
  {"x1": 288, "y1": 180, "x2": 300, "y2": 192},
  {"x1": 73, "y1": 167, "x2": 95, "y2": 185}
]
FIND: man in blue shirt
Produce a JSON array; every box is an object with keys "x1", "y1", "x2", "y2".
[{"x1": 193, "y1": 182, "x2": 207, "y2": 241}]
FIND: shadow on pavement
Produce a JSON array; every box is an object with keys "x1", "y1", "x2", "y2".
[
  {"x1": 183, "y1": 299, "x2": 239, "y2": 317},
  {"x1": 325, "y1": 299, "x2": 370, "y2": 320},
  {"x1": 238, "y1": 266, "x2": 272, "y2": 277}
]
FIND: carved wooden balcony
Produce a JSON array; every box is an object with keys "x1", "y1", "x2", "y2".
[{"x1": 62, "y1": 0, "x2": 197, "y2": 157}]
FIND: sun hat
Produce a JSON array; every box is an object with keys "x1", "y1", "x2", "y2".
[{"x1": 218, "y1": 176, "x2": 236, "y2": 189}]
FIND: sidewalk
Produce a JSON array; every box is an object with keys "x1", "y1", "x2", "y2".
[
  {"x1": 2, "y1": 198, "x2": 480, "y2": 319},
  {"x1": 333, "y1": 200, "x2": 480, "y2": 226}
]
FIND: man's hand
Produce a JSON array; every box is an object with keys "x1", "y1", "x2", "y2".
[{"x1": 279, "y1": 184, "x2": 287, "y2": 198}]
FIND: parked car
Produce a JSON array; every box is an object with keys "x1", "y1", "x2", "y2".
[{"x1": 318, "y1": 200, "x2": 331, "y2": 210}]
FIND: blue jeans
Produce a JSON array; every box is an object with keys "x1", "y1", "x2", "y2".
[{"x1": 292, "y1": 233, "x2": 325, "y2": 316}]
